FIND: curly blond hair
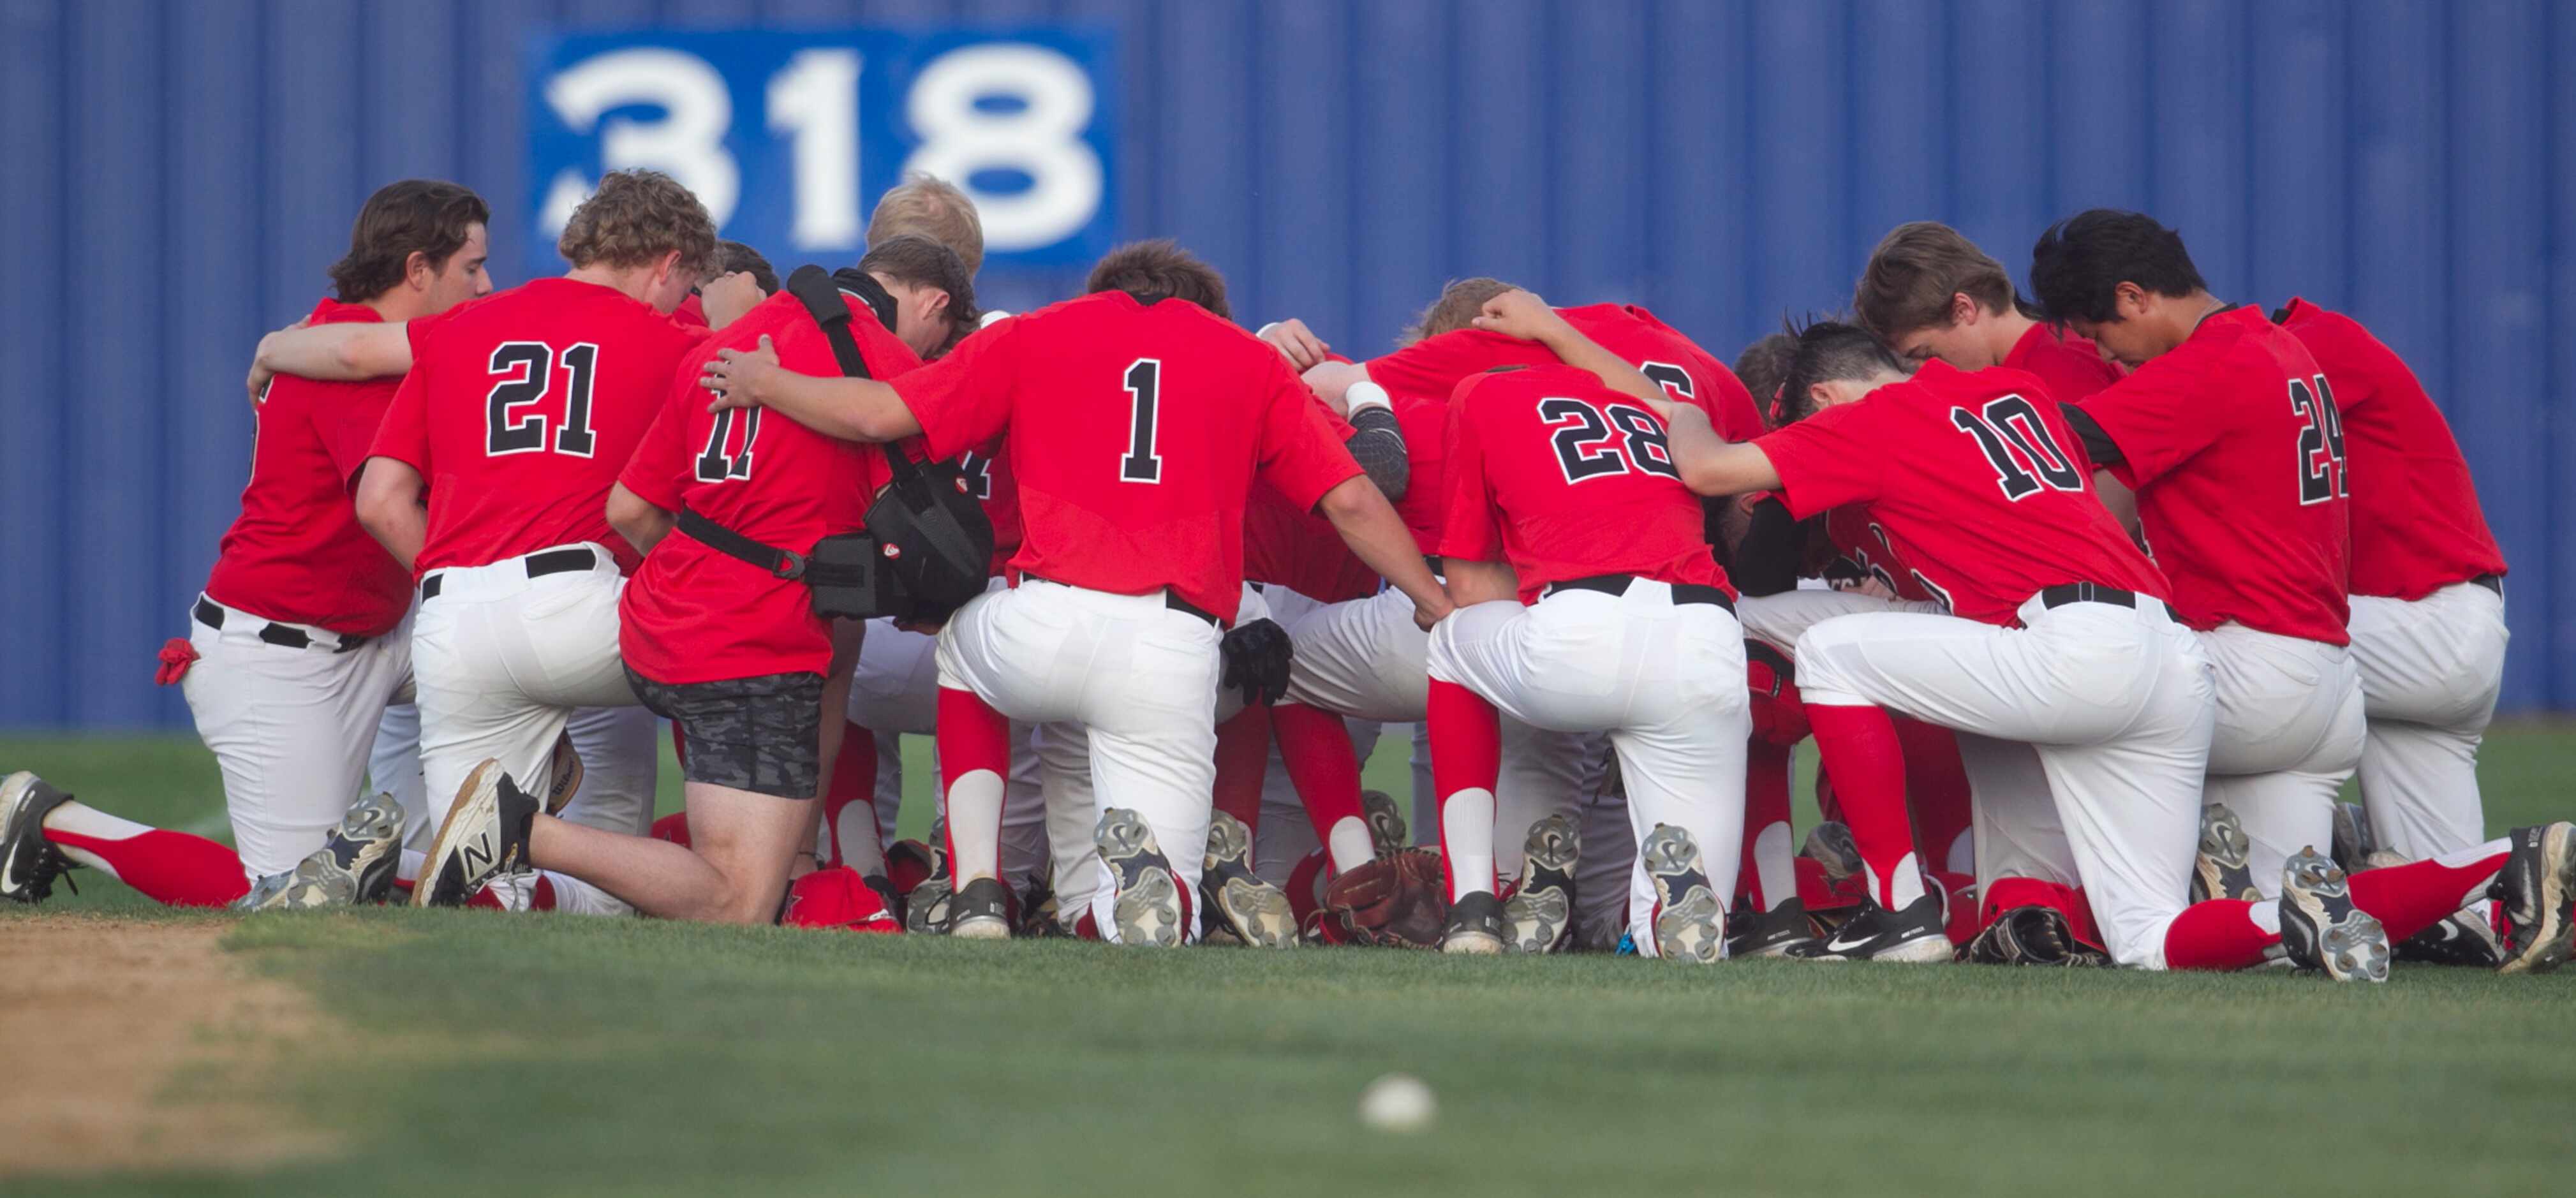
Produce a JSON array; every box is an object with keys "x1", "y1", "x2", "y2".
[
  {"x1": 557, "y1": 170, "x2": 719, "y2": 276},
  {"x1": 1400, "y1": 277, "x2": 1517, "y2": 346}
]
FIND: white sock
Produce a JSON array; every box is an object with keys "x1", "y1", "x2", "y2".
[
  {"x1": 1868, "y1": 850, "x2": 1927, "y2": 910},
  {"x1": 1324, "y1": 817, "x2": 1373, "y2": 874},
  {"x1": 1752, "y1": 821, "x2": 1795, "y2": 912},
  {"x1": 1439, "y1": 788, "x2": 1495, "y2": 900},
  {"x1": 943, "y1": 769, "x2": 1005, "y2": 884}
]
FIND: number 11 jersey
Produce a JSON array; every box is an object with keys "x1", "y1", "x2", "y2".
[
  {"x1": 1756, "y1": 359, "x2": 2167, "y2": 627},
  {"x1": 368, "y1": 277, "x2": 706, "y2": 577},
  {"x1": 892, "y1": 290, "x2": 1362, "y2": 625}
]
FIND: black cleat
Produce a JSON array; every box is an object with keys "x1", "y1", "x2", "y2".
[
  {"x1": 2328, "y1": 801, "x2": 2377, "y2": 875},
  {"x1": 2495, "y1": 822, "x2": 2576, "y2": 976},
  {"x1": 1500, "y1": 813, "x2": 1579, "y2": 954},
  {"x1": 945, "y1": 876, "x2": 1014, "y2": 940},
  {"x1": 2278, "y1": 847, "x2": 2390, "y2": 982},
  {"x1": 2191, "y1": 802, "x2": 2261, "y2": 905},
  {"x1": 412, "y1": 760, "x2": 538, "y2": 908},
  {"x1": 1816, "y1": 892, "x2": 1951, "y2": 963},
  {"x1": 1440, "y1": 890, "x2": 1504, "y2": 955},
  {"x1": 0, "y1": 772, "x2": 80, "y2": 905},
  {"x1": 1095, "y1": 808, "x2": 1185, "y2": 947},
  {"x1": 1726, "y1": 898, "x2": 1827, "y2": 959}
]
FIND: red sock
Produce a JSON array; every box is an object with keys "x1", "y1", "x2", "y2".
[
  {"x1": 669, "y1": 721, "x2": 688, "y2": 771},
  {"x1": 822, "y1": 720, "x2": 878, "y2": 871},
  {"x1": 464, "y1": 876, "x2": 555, "y2": 911},
  {"x1": 1981, "y1": 876, "x2": 2108, "y2": 954},
  {"x1": 1805, "y1": 703, "x2": 1925, "y2": 909},
  {"x1": 46, "y1": 828, "x2": 247, "y2": 908},
  {"x1": 935, "y1": 687, "x2": 1012, "y2": 884},
  {"x1": 2350, "y1": 851, "x2": 2507, "y2": 943},
  {"x1": 1895, "y1": 717, "x2": 1972, "y2": 873},
  {"x1": 1273, "y1": 703, "x2": 1372, "y2": 871},
  {"x1": 2163, "y1": 899, "x2": 2277, "y2": 970},
  {"x1": 650, "y1": 811, "x2": 692, "y2": 847},
  {"x1": 1740, "y1": 737, "x2": 1793, "y2": 910},
  {"x1": 1213, "y1": 705, "x2": 1271, "y2": 832},
  {"x1": 1428, "y1": 679, "x2": 1501, "y2": 901}
]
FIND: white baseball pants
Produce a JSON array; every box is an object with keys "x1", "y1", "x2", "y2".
[
  {"x1": 2348, "y1": 581, "x2": 2507, "y2": 859},
  {"x1": 2198, "y1": 622, "x2": 2366, "y2": 894}
]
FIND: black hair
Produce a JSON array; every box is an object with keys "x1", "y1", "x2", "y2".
[
  {"x1": 716, "y1": 240, "x2": 779, "y2": 293},
  {"x1": 2027, "y1": 209, "x2": 2209, "y2": 325},
  {"x1": 1773, "y1": 317, "x2": 1904, "y2": 425}
]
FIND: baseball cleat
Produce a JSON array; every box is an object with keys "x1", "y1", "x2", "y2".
[
  {"x1": 1361, "y1": 788, "x2": 1408, "y2": 859},
  {"x1": 2328, "y1": 801, "x2": 2377, "y2": 875},
  {"x1": 2190, "y1": 802, "x2": 2261, "y2": 905},
  {"x1": 261, "y1": 792, "x2": 404, "y2": 910},
  {"x1": 0, "y1": 772, "x2": 80, "y2": 905},
  {"x1": 1200, "y1": 811, "x2": 1296, "y2": 949},
  {"x1": 945, "y1": 876, "x2": 1014, "y2": 940},
  {"x1": 2494, "y1": 822, "x2": 2576, "y2": 976},
  {"x1": 2277, "y1": 847, "x2": 2390, "y2": 982},
  {"x1": 1726, "y1": 898, "x2": 1827, "y2": 959},
  {"x1": 1440, "y1": 890, "x2": 1505, "y2": 955},
  {"x1": 904, "y1": 819, "x2": 954, "y2": 936},
  {"x1": 1800, "y1": 820, "x2": 1861, "y2": 883},
  {"x1": 1641, "y1": 824, "x2": 1723, "y2": 965},
  {"x1": 2396, "y1": 907, "x2": 2506, "y2": 968},
  {"x1": 1816, "y1": 892, "x2": 1952, "y2": 963},
  {"x1": 1018, "y1": 859, "x2": 1063, "y2": 938},
  {"x1": 1963, "y1": 904, "x2": 2111, "y2": 967},
  {"x1": 1095, "y1": 808, "x2": 1185, "y2": 947},
  {"x1": 1500, "y1": 813, "x2": 1580, "y2": 954},
  {"x1": 412, "y1": 760, "x2": 538, "y2": 909}
]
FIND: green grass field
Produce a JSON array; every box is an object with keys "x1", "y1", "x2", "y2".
[{"x1": 4, "y1": 727, "x2": 2573, "y2": 1197}]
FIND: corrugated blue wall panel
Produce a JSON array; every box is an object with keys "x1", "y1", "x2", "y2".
[{"x1": 4, "y1": 0, "x2": 2568, "y2": 726}]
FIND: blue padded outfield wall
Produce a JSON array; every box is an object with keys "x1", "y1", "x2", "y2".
[{"x1": 4, "y1": 0, "x2": 2572, "y2": 727}]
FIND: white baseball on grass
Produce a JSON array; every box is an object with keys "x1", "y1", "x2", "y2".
[{"x1": 1357, "y1": 1072, "x2": 1437, "y2": 1133}]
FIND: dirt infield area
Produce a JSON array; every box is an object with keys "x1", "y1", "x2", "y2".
[{"x1": 0, "y1": 918, "x2": 335, "y2": 1178}]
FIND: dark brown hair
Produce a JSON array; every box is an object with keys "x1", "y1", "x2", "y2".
[
  {"x1": 716, "y1": 240, "x2": 778, "y2": 293},
  {"x1": 556, "y1": 169, "x2": 720, "y2": 276},
  {"x1": 1085, "y1": 239, "x2": 1229, "y2": 320},
  {"x1": 1852, "y1": 221, "x2": 2030, "y2": 338},
  {"x1": 859, "y1": 234, "x2": 980, "y2": 346},
  {"x1": 868, "y1": 173, "x2": 986, "y2": 277},
  {"x1": 1733, "y1": 332, "x2": 1799, "y2": 429},
  {"x1": 327, "y1": 179, "x2": 489, "y2": 302},
  {"x1": 1402, "y1": 277, "x2": 1518, "y2": 345}
]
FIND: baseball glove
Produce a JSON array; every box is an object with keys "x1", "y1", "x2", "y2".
[
  {"x1": 1218, "y1": 617, "x2": 1294, "y2": 708},
  {"x1": 1964, "y1": 904, "x2": 2111, "y2": 967},
  {"x1": 1321, "y1": 848, "x2": 1449, "y2": 949}
]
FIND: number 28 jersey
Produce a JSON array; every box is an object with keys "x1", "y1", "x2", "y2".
[
  {"x1": 1757, "y1": 360, "x2": 2167, "y2": 627},
  {"x1": 369, "y1": 277, "x2": 705, "y2": 577},
  {"x1": 1440, "y1": 364, "x2": 1731, "y2": 606},
  {"x1": 893, "y1": 291, "x2": 1363, "y2": 625}
]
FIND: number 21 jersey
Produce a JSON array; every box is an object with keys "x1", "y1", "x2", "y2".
[{"x1": 368, "y1": 277, "x2": 705, "y2": 577}]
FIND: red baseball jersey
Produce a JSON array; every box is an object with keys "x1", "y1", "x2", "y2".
[
  {"x1": 1440, "y1": 364, "x2": 1731, "y2": 605},
  {"x1": 2071, "y1": 306, "x2": 2349, "y2": 642},
  {"x1": 1367, "y1": 304, "x2": 1767, "y2": 441},
  {"x1": 1824, "y1": 504, "x2": 1936, "y2": 603},
  {"x1": 894, "y1": 292, "x2": 1362, "y2": 624},
  {"x1": 1241, "y1": 483, "x2": 1381, "y2": 605},
  {"x1": 202, "y1": 297, "x2": 414, "y2": 636},
  {"x1": 369, "y1": 277, "x2": 704, "y2": 577},
  {"x1": 1760, "y1": 360, "x2": 2166, "y2": 626},
  {"x1": 2004, "y1": 322, "x2": 2122, "y2": 403},
  {"x1": 618, "y1": 291, "x2": 922, "y2": 685},
  {"x1": 954, "y1": 436, "x2": 1021, "y2": 577},
  {"x1": 2276, "y1": 298, "x2": 2505, "y2": 600}
]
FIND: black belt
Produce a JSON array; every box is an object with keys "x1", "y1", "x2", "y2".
[
  {"x1": 1541, "y1": 573, "x2": 1735, "y2": 615},
  {"x1": 2036, "y1": 582, "x2": 2180, "y2": 621},
  {"x1": 193, "y1": 596, "x2": 369, "y2": 653},
  {"x1": 1024, "y1": 573, "x2": 1218, "y2": 627},
  {"x1": 1423, "y1": 554, "x2": 1444, "y2": 575},
  {"x1": 2471, "y1": 573, "x2": 2504, "y2": 598},
  {"x1": 419, "y1": 547, "x2": 600, "y2": 602}
]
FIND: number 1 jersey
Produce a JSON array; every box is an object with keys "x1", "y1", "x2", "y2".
[
  {"x1": 369, "y1": 277, "x2": 706, "y2": 577},
  {"x1": 892, "y1": 290, "x2": 1363, "y2": 625},
  {"x1": 1756, "y1": 360, "x2": 2167, "y2": 627}
]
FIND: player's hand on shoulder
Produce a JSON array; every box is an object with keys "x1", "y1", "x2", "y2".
[
  {"x1": 702, "y1": 334, "x2": 781, "y2": 412},
  {"x1": 246, "y1": 316, "x2": 311, "y2": 406},
  {"x1": 1257, "y1": 318, "x2": 1331, "y2": 371},
  {"x1": 1469, "y1": 289, "x2": 1560, "y2": 342},
  {"x1": 697, "y1": 271, "x2": 765, "y2": 330}
]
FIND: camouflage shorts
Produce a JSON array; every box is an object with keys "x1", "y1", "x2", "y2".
[{"x1": 623, "y1": 666, "x2": 824, "y2": 800}]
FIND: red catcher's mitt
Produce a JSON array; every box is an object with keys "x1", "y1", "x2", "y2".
[{"x1": 1322, "y1": 848, "x2": 1449, "y2": 949}]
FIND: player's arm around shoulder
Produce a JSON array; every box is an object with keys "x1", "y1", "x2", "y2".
[
  {"x1": 1664, "y1": 403, "x2": 1782, "y2": 499},
  {"x1": 699, "y1": 334, "x2": 919, "y2": 443},
  {"x1": 248, "y1": 319, "x2": 413, "y2": 403}
]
